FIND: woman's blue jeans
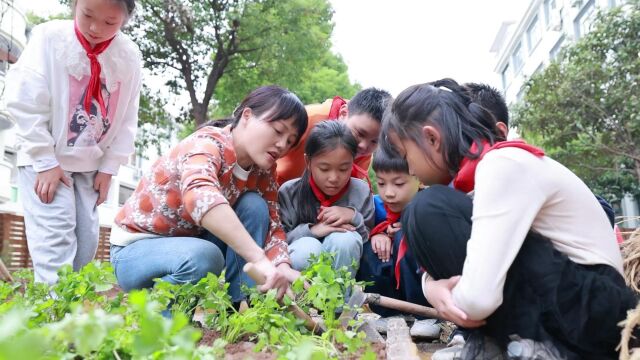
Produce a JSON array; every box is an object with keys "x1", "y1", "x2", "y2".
[{"x1": 111, "y1": 192, "x2": 269, "y2": 302}]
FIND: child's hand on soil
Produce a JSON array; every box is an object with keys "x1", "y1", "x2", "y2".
[
  {"x1": 35, "y1": 166, "x2": 71, "y2": 204},
  {"x1": 317, "y1": 206, "x2": 355, "y2": 226},
  {"x1": 371, "y1": 233, "x2": 393, "y2": 262}
]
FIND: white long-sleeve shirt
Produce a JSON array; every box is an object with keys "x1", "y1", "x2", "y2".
[
  {"x1": 6, "y1": 20, "x2": 142, "y2": 175},
  {"x1": 450, "y1": 147, "x2": 623, "y2": 320}
]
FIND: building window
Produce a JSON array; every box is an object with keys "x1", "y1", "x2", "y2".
[
  {"x1": 527, "y1": 15, "x2": 542, "y2": 53},
  {"x1": 501, "y1": 63, "x2": 511, "y2": 91},
  {"x1": 574, "y1": 0, "x2": 596, "y2": 39},
  {"x1": 512, "y1": 42, "x2": 524, "y2": 73},
  {"x1": 516, "y1": 86, "x2": 526, "y2": 102},
  {"x1": 550, "y1": 35, "x2": 565, "y2": 60},
  {"x1": 533, "y1": 62, "x2": 545, "y2": 76},
  {"x1": 544, "y1": 0, "x2": 557, "y2": 27},
  {"x1": 118, "y1": 185, "x2": 135, "y2": 207}
]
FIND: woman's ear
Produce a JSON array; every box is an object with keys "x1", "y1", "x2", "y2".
[
  {"x1": 239, "y1": 108, "x2": 253, "y2": 127},
  {"x1": 422, "y1": 125, "x2": 441, "y2": 150}
]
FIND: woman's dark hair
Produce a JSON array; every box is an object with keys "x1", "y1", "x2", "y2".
[
  {"x1": 382, "y1": 78, "x2": 499, "y2": 179},
  {"x1": 73, "y1": 0, "x2": 136, "y2": 17},
  {"x1": 227, "y1": 85, "x2": 308, "y2": 147},
  {"x1": 372, "y1": 146, "x2": 409, "y2": 174},
  {"x1": 295, "y1": 121, "x2": 357, "y2": 224}
]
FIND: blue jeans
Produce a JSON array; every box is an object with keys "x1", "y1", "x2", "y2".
[
  {"x1": 288, "y1": 230, "x2": 363, "y2": 277},
  {"x1": 111, "y1": 192, "x2": 269, "y2": 302}
]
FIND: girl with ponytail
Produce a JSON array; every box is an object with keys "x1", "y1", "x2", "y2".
[{"x1": 384, "y1": 79, "x2": 636, "y2": 359}]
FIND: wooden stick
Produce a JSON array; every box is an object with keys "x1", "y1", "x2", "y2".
[
  {"x1": 0, "y1": 258, "x2": 13, "y2": 283},
  {"x1": 242, "y1": 263, "x2": 323, "y2": 334},
  {"x1": 365, "y1": 293, "x2": 443, "y2": 320}
]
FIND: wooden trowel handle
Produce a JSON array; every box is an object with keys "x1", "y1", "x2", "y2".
[
  {"x1": 242, "y1": 263, "x2": 323, "y2": 334},
  {"x1": 366, "y1": 293, "x2": 443, "y2": 320}
]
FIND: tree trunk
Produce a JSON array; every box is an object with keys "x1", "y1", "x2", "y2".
[{"x1": 192, "y1": 103, "x2": 207, "y2": 127}]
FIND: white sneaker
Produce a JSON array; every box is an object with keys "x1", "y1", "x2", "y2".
[
  {"x1": 448, "y1": 333, "x2": 466, "y2": 347},
  {"x1": 409, "y1": 319, "x2": 441, "y2": 339},
  {"x1": 431, "y1": 344, "x2": 464, "y2": 360}
]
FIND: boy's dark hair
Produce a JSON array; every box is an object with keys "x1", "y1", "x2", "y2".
[
  {"x1": 463, "y1": 82, "x2": 509, "y2": 127},
  {"x1": 372, "y1": 146, "x2": 409, "y2": 174},
  {"x1": 295, "y1": 121, "x2": 357, "y2": 224},
  {"x1": 347, "y1": 87, "x2": 392, "y2": 123}
]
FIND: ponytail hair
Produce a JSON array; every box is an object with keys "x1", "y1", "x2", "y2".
[
  {"x1": 295, "y1": 121, "x2": 357, "y2": 224},
  {"x1": 382, "y1": 78, "x2": 498, "y2": 179}
]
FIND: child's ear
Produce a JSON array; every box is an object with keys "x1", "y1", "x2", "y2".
[
  {"x1": 304, "y1": 154, "x2": 311, "y2": 169},
  {"x1": 338, "y1": 104, "x2": 349, "y2": 120},
  {"x1": 496, "y1": 121, "x2": 509, "y2": 138},
  {"x1": 422, "y1": 125, "x2": 441, "y2": 150}
]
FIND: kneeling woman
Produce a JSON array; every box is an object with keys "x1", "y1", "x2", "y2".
[
  {"x1": 383, "y1": 80, "x2": 636, "y2": 359},
  {"x1": 110, "y1": 86, "x2": 307, "y2": 301}
]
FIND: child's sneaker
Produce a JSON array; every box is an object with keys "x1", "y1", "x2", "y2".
[
  {"x1": 506, "y1": 335, "x2": 566, "y2": 360},
  {"x1": 409, "y1": 318, "x2": 441, "y2": 339},
  {"x1": 447, "y1": 328, "x2": 467, "y2": 347}
]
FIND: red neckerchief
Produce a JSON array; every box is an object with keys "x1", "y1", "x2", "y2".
[
  {"x1": 452, "y1": 140, "x2": 545, "y2": 193},
  {"x1": 351, "y1": 160, "x2": 372, "y2": 191},
  {"x1": 395, "y1": 236, "x2": 408, "y2": 290},
  {"x1": 309, "y1": 174, "x2": 350, "y2": 207},
  {"x1": 369, "y1": 205, "x2": 408, "y2": 290},
  {"x1": 327, "y1": 96, "x2": 347, "y2": 120},
  {"x1": 74, "y1": 21, "x2": 115, "y2": 118},
  {"x1": 370, "y1": 204, "x2": 400, "y2": 236}
]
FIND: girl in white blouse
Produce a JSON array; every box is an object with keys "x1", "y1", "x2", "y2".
[
  {"x1": 382, "y1": 78, "x2": 636, "y2": 359},
  {"x1": 6, "y1": 0, "x2": 141, "y2": 284}
]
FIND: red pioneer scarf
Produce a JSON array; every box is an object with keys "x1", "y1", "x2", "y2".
[
  {"x1": 310, "y1": 174, "x2": 350, "y2": 207},
  {"x1": 327, "y1": 96, "x2": 347, "y2": 120},
  {"x1": 452, "y1": 140, "x2": 545, "y2": 193},
  {"x1": 351, "y1": 160, "x2": 372, "y2": 190},
  {"x1": 74, "y1": 21, "x2": 115, "y2": 118}
]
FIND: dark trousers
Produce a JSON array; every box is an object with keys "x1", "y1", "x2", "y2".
[
  {"x1": 401, "y1": 185, "x2": 637, "y2": 359},
  {"x1": 357, "y1": 230, "x2": 428, "y2": 317}
]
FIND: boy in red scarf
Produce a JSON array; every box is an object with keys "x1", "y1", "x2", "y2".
[
  {"x1": 356, "y1": 148, "x2": 440, "y2": 338},
  {"x1": 275, "y1": 88, "x2": 392, "y2": 186}
]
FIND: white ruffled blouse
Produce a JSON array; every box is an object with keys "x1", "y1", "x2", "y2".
[{"x1": 6, "y1": 20, "x2": 142, "y2": 175}]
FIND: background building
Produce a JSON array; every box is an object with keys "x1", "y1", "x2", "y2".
[{"x1": 491, "y1": 0, "x2": 639, "y2": 228}]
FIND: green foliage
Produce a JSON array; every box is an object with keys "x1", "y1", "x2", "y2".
[
  {"x1": 214, "y1": 48, "x2": 361, "y2": 117},
  {"x1": 513, "y1": 1, "x2": 640, "y2": 199},
  {"x1": 129, "y1": 0, "x2": 358, "y2": 126},
  {"x1": 136, "y1": 85, "x2": 178, "y2": 156},
  {"x1": 0, "y1": 255, "x2": 372, "y2": 359},
  {"x1": 25, "y1": 10, "x2": 70, "y2": 26}
]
